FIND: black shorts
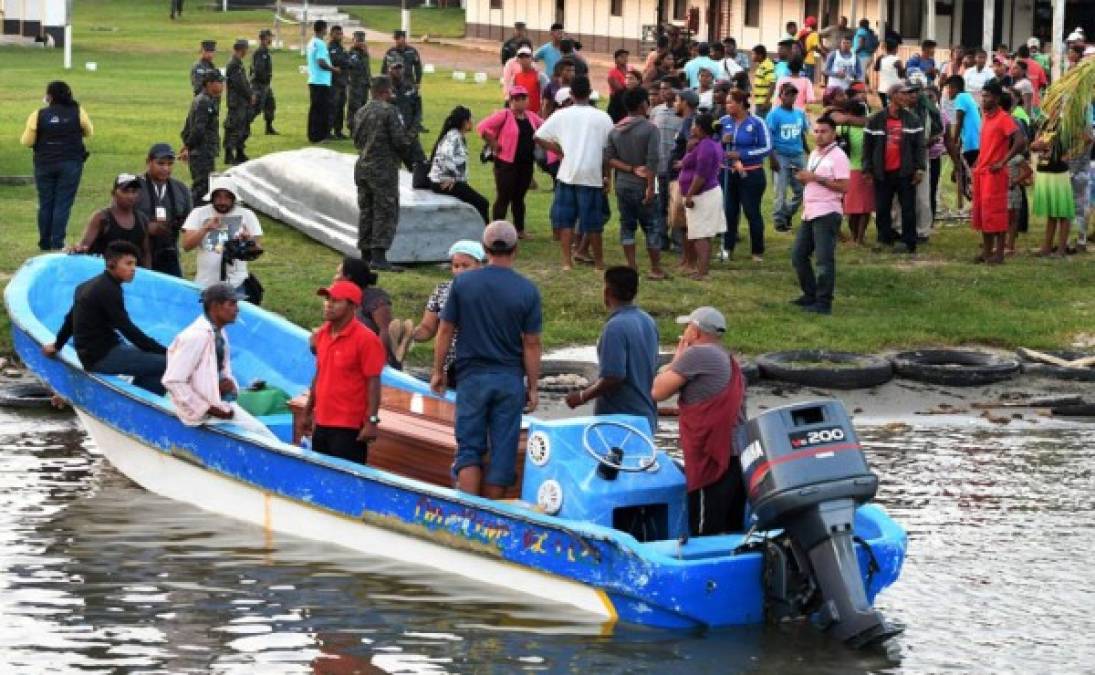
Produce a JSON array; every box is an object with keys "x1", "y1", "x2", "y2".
[
  {"x1": 312, "y1": 425, "x2": 368, "y2": 465},
  {"x1": 688, "y1": 459, "x2": 746, "y2": 537}
]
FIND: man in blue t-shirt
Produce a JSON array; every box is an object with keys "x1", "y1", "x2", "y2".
[
  {"x1": 565, "y1": 267, "x2": 659, "y2": 434},
  {"x1": 766, "y1": 82, "x2": 811, "y2": 231},
  {"x1": 945, "y1": 75, "x2": 982, "y2": 169},
  {"x1": 906, "y1": 40, "x2": 938, "y2": 84},
  {"x1": 534, "y1": 23, "x2": 564, "y2": 78},
  {"x1": 433, "y1": 220, "x2": 542, "y2": 499},
  {"x1": 306, "y1": 20, "x2": 337, "y2": 143}
]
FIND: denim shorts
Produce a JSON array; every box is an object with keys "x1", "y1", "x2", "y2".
[
  {"x1": 616, "y1": 182, "x2": 661, "y2": 249},
  {"x1": 453, "y1": 369, "x2": 525, "y2": 487},
  {"x1": 550, "y1": 182, "x2": 609, "y2": 234}
]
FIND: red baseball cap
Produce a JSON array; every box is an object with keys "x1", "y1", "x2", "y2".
[
  {"x1": 805, "y1": 16, "x2": 817, "y2": 28},
  {"x1": 317, "y1": 280, "x2": 362, "y2": 305}
]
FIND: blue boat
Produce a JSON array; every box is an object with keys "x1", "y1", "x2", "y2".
[{"x1": 5, "y1": 254, "x2": 906, "y2": 643}]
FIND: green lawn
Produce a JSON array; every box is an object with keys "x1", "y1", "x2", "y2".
[
  {"x1": 345, "y1": 7, "x2": 466, "y2": 39},
  {"x1": 0, "y1": 0, "x2": 1091, "y2": 361}
]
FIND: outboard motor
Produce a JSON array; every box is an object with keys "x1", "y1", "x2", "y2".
[{"x1": 740, "y1": 400, "x2": 899, "y2": 648}]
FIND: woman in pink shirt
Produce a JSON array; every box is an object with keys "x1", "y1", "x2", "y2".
[{"x1": 477, "y1": 86, "x2": 544, "y2": 237}]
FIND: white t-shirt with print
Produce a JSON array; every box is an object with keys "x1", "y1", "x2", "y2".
[{"x1": 182, "y1": 204, "x2": 263, "y2": 288}]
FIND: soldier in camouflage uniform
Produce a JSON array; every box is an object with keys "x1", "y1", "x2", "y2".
[
  {"x1": 180, "y1": 70, "x2": 224, "y2": 205},
  {"x1": 224, "y1": 39, "x2": 255, "y2": 165},
  {"x1": 352, "y1": 76, "x2": 417, "y2": 271},
  {"x1": 328, "y1": 25, "x2": 351, "y2": 139},
  {"x1": 387, "y1": 57, "x2": 426, "y2": 170},
  {"x1": 346, "y1": 31, "x2": 372, "y2": 126},
  {"x1": 381, "y1": 30, "x2": 423, "y2": 85},
  {"x1": 250, "y1": 29, "x2": 278, "y2": 135},
  {"x1": 190, "y1": 40, "x2": 217, "y2": 95}
]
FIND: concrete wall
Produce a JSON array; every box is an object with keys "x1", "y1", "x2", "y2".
[{"x1": 468, "y1": 0, "x2": 660, "y2": 54}]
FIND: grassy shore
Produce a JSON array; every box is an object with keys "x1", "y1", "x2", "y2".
[{"x1": 1, "y1": 0, "x2": 1092, "y2": 360}]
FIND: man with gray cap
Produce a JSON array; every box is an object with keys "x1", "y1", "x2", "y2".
[
  {"x1": 431, "y1": 220, "x2": 542, "y2": 499},
  {"x1": 190, "y1": 40, "x2": 217, "y2": 95},
  {"x1": 162, "y1": 282, "x2": 273, "y2": 437},
  {"x1": 137, "y1": 143, "x2": 193, "y2": 276},
  {"x1": 224, "y1": 38, "x2": 255, "y2": 165},
  {"x1": 250, "y1": 29, "x2": 278, "y2": 136},
  {"x1": 652, "y1": 306, "x2": 748, "y2": 536},
  {"x1": 180, "y1": 69, "x2": 224, "y2": 205}
]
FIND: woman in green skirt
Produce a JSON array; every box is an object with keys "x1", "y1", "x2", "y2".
[{"x1": 1030, "y1": 134, "x2": 1075, "y2": 257}]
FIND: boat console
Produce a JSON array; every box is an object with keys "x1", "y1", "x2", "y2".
[{"x1": 522, "y1": 415, "x2": 689, "y2": 542}]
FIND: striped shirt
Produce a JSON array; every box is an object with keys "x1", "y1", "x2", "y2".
[{"x1": 752, "y1": 58, "x2": 776, "y2": 107}]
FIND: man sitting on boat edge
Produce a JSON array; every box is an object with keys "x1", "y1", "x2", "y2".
[
  {"x1": 651, "y1": 307, "x2": 748, "y2": 536},
  {"x1": 42, "y1": 241, "x2": 168, "y2": 395},
  {"x1": 161, "y1": 282, "x2": 273, "y2": 438}
]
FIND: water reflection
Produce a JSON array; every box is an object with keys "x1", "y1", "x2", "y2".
[{"x1": 0, "y1": 407, "x2": 1091, "y2": 672}]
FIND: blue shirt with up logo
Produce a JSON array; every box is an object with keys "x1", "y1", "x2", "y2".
[{"x1": 765, "y1": 106, "x2": 810, "y2": 157}]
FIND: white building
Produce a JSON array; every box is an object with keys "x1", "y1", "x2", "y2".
[
  {"x1": 1, "y1": 0, "x2": 70, "y2": 46},
  {"x1": 466, "y1": 0, "x2": 1091, "y2": 59}
]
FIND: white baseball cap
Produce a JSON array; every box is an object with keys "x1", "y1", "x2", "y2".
[
  {"x1": 676, "y1": 306, "x2": 727, "y2": 335},
  {"x1": 554, "y1": 86, "x2": 572, "y2": 105},
  {"x1": 204, "y1": 174, "x2": 240, "y2": 202}
]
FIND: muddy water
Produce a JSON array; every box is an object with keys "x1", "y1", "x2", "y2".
[{"x1": 1, "y1": 406, "x2": 1091, "y2": 673}]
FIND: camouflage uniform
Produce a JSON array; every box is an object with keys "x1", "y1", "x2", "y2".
[
  {"x1": 190, "y1": 57, "x2": 216, "y2": 95},
  {"x1": 181, "y1": 89, "x2": 221, "y2": 205},
  {"x1": 329, "y1": 37, "x2": 351, "y2": 136},
  {"x1": 381, "y1": 44, "x2": 423, "y2": 84},
  {"x1": 346, "y1": 40, "x2": 372, "y2": 126},
  {"x1": 224, "y1": 49, "x2": 253, "y2": 162},
  {"x1": 352, "y1": 96, "x2": 415, "y2": 254},
  {"x1": 250, "y1": 41, "x2": 276, "y2": 131},
  {"x1": 389, "y1": 67, "x2": 426, "y2": 170}
]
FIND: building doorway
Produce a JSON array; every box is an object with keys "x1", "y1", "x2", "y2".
[
  {"x1": 555, "y1": 0, "x2": 565, "y2": 27},
  {"x1": 961, "y1": 0, "x2": 1003, "y2": 49}
]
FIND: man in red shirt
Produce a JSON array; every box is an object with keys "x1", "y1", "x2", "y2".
[
  {"x1": 971, "y1": 80, "x2": 1026, "y2": 264},
  {"x1": 306, "y1": 280, "x2": 386, "y2": 464},
  {"x1": 607, "y1": 48, "x2": 629, "y2": 122},
  {"x1": 512, "y1": 46, "x2": 541, "y2": 114}
]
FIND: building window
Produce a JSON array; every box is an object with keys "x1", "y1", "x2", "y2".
[
  {"x1": 673, "y1": 0, "x2": 687, "y2": 22},
  {"x1": 898, "y1": 0, "x2": 922, "y2": 39},
  {"x1": 611, "y1": 0, "x2": 623, "y2": 17},
  {"x1": 490, "y1": 0, "x2": 502, "y2": 9},
  {"x1": 744, "y1": 0, "x2": 760, "y2": 27}
]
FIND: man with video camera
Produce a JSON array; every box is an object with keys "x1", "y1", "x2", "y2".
[{"x1": 181, "y1": 175, "x2": 265, "y2": 304}]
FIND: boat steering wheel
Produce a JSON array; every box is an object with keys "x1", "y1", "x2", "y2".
[{"x1": 582, "y1": 420, "x2": 660, "y2": 473}]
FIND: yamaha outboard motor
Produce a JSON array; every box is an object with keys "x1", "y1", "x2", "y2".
[{"x1": 740, "y1": 400, "x2": 899, "y2": 648}]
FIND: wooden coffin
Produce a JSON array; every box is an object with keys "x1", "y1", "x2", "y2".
[{"x1": 288, "y1": 387, "x2": 526, "y2": 499}]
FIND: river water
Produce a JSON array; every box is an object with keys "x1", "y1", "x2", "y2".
[{"x1": 1, "y1": 406, "x2": 1092, "y2": 673}]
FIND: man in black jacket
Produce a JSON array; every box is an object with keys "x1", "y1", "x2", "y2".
[
  {"x1": 862, "y1": 83, "x2": 925, "y2": 253},
  {"x1": 43, "y1": 241, "x2": 168, "y2": 394},
  {"x1": 136, "y1": 143, "x2": 193, "y2": 277}
]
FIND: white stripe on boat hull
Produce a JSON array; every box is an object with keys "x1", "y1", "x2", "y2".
[{"x1": 76, "y1": 411, "x2": 616, "y2": 622}]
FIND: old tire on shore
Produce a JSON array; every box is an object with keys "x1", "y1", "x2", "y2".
[
  {"x1": 1051, "y1": 403, "x2": 1095, "y2": 417},
  {"x1": 755, "y1": 350, "x2": 893, "y2": 389},
  {"x1": 538, "y1": 360, "x2": 600, "y2": 393},
  {"x1": 0, "y1": 382, "x2": 54, "y2": 409},
  {"x1": 892, "y1": 350, "x2": 1020, "y2": 387},
  {"x1": 1018, "y1": 350, "x2": 1095, "y2": 382}
]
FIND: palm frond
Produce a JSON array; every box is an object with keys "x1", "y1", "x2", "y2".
[{"x1": 1039, "y1": 56, "x2": 1095, "y2": 158}]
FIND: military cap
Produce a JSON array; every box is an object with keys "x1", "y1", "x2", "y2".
[
  {"x1": 353, "y1": 30, "x2": 366, "y2": 39},
  {"x1": 259, "y1": 29, "x2": 273, "y2": 38},
  {"x1": 393, "y1": 29, "x2": 406, "y2": 38},
  {"x1": 385, "y1": 54, "x2": 405, "y2": 69},
  {"x1": 233, "y1": 38, "x2": 248, "y2": 50},
  {"x1": 201, "y1": 40, "x2": 217, "y2": 51},
  {"x1": 202, "y1": 69, "x2": 225, "y2": 84}
]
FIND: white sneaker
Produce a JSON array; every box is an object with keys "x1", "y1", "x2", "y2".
[{"x1": 718, "y1": 248, "x2": 730, "y2": 262}]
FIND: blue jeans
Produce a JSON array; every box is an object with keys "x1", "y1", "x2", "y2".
[
  {"x1": 90, "y1": 344, "x2": 167, "y2": 396},
  {"x1": 616, "y1": 182, "x2": 661, "y2": 249},
  {"x1": 34, "y1": 159, "x2": 84, "y2": 250},
  {"x1": 791, "y1": 212, "x2": 841, "y2": 308},
  {"x1": 454, "y1": 369, "x2": 525, "y2": 487},
  {"x1": 722, "y1": 168, "x2": 767, "y2": 255},
  {"x1": 772, "y1": 152, "x2": 805, "y2": 228}
]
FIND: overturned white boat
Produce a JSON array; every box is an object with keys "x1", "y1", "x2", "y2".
[{"x1": 227, "y1": 148, "x2": 484, "y2": 263}]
